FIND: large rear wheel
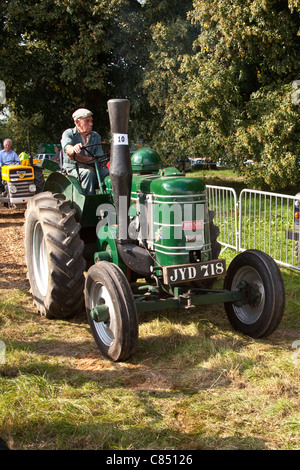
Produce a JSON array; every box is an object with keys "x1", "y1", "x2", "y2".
[
  {"x1": 85, "y1": 261, "x2": 138, "y2": 362},
  {"x1": 224, "y1": 249, "x2": 285, "y2": 338},
  {"x1": 24, "y1": 192, "x2": 86, "y2": 319}
]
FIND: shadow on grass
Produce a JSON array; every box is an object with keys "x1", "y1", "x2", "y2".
[
  {"x1": 0, "y1": 320, "x2": 269, "y2": 394},
  {"x1": 4, "y1": 417, "x2": 268, "y2": 450}
]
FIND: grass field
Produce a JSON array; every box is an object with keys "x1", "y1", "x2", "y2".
[{"x1": 0, "y1": 169, "x2": 299, "y2": 451}]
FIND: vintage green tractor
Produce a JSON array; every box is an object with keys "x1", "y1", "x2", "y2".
[{"x1": 24, "y1": 99, "x2": 285, "y2": 361}]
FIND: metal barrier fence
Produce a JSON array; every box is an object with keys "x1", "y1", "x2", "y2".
[
  {"x1": 206, "y1": 185, "x2": 238, "y2": 253},
  {"x1": 207, "y1": 185, "x2": 300, "y2": 271}
]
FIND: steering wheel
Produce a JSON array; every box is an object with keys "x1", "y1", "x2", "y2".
[{"x1": 79, "y1": 144, "x2": 110, "y2": 168}]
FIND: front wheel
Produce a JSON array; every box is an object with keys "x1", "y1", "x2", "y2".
[
  {"x1": 85, "y1": 261, "x2": 138, "y2": 362},
  {"x1": 224, "y1": 249, "x2": 285, "y2": 338}
]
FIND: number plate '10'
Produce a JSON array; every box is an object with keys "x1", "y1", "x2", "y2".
[{"x1": 162, "y1": 259, "x2": 226, "y2": 284}]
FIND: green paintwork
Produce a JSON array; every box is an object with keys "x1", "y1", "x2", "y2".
[
  {"x1": 44, "y1": 171, "x2": 112, "y2": 227},
  {"x1": 151, "y1": 176, "x2": 209, "y2": 267},
  {"x1": 44, "y1": 151, "x2": 213, "y2": 275},
  {"x1": 131, "y1": 147, "x2": 161, "y2": 173},
  {"x1": 150, "y1": 175, "x2": 206, "y2": 196},
  {"x1": 90, "y1": 304, "x2": 109, "y2": 322},
  {"x1": 89, "y1": 286, "x2": 246, "y2": 321},
  {"x1": 41, "y1": 158, "x2": 60, "y2": 172},
  {"x1": 134, "y1": 289, "x2": 245, "y2": 313},
  {"x1": 95, "y1": 225, "x2": 118, "y2": 264},
  {"x1": 99, "y1": 168, "x2": 209, "y2": 269}
]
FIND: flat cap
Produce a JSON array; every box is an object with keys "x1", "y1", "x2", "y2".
[{"x1": 72, "y1": 108, "x2": 93, "y2": 121}]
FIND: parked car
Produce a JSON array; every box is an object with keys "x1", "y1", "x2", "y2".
[
  {"x1": 189, "y1": 157, "x2": 217, "y2": 170},
  {"x1": 189, "y1": 157, "x2": 206, "y2": 167},
  {"x1": 216, "y1": 160, "x2": 228, "y2": 169},
  {"x1": 33, "y1": 153, "x2": 58, "y2": 163}
]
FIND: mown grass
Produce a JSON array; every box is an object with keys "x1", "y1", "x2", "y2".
[
  {"x1": 0, "y1": 275, "x2": 299, "y2": 450},
  {"x1": 0, "y1": 287, "x2": 299, "y2": 450},
  {"x1": 0, "y1": 170, "x2": 299, "y2": 451}
]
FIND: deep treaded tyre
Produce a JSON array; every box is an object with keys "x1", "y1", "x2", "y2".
[
  {"x1": 85, "y1": 261, "x2": 139, "y2": 362},
  {"x1": 224, "y1": 249, "x2": 285, "y2": 338},
  {"x1": 24, "y1": 192, "x2": 86, "y2": 319}
]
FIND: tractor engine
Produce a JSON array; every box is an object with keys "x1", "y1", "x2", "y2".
[
  {"x1": 130, "y1": 148, "x2": 214, "y2": 266},
  {"x1": 104, "y1": 147, "x2": 222, "y2": 285},
  {"x1": 103, "y1": 99, "x2": 222, "y2": 287}
]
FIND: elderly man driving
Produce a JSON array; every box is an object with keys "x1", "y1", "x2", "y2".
[
  {"x1": 61, "y1": 108, "x2": 108, "y2": 195},
  {"x1": 0, "y1": 138, "x2": 20, "y2": 191}
]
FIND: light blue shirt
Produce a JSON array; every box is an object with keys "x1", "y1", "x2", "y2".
[{"x1": 0, "y1": 149, "x2": 20, "y2": 168}]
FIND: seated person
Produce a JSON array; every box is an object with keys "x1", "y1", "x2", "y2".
[
  {"x1": 61, "y1": 108, "x2": 108, "y2": 195},
  {"x1": 0, "y1": 138, "x2": 20, "y2": 191}
]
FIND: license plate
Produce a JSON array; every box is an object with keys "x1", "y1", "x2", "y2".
[{"x1": 162, "y1": 259, "x2": 226, "y2": 284}]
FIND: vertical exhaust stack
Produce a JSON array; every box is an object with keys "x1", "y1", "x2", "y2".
[
  {"x1": 107, "y1": 98, "x2": 153, "y2": 276},
  {"x1": 107, "y1": 99, "x2": 132, "y2": 241}
]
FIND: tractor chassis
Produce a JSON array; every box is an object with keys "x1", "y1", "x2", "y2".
[{"x1": 90, "y1": 283, "x2": 252, "y2": 322}]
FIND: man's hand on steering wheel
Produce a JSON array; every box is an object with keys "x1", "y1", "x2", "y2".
[{"x1": 72, "y1": 143, "x2": 94, "y2": 164}]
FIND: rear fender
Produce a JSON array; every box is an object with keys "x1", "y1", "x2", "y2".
[{"x1": 43, "y1": 171, "x2": 112, "y2": 227}]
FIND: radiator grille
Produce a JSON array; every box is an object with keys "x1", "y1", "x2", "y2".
[{"x1": 7, "y1": 181, "x2": 35, "y2": 198}]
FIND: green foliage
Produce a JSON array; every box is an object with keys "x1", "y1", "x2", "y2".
[
  {"x1": 0, "y1": 109, "x2": 47, "y2": 155},
  {"x1": 1, "y1": 0, "x2": 300, "y2": 189},
  {"x1": 235, "y1": 83, "x2": 300, "y2": 189},
  {"x1": 0, "y1": 0, "x2": 147, "y2": 144},
  {"x1": 144, "y1": 0, "x2": 300, "y2": 188}
]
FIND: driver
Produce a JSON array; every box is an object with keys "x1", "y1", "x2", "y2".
[{"x1": 61, "y1": 108, "x2": 108, "y2": 195}]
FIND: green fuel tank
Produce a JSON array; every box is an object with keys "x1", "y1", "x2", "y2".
[{"x1": 143, "y1": 175, "x2": 210, "y2": 267}]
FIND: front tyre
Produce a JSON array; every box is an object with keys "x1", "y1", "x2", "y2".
[
  {"x1": 224, "y1": 249, "x2": 285, "y2": 338},
  {"x1": 85, "y1": 261, "x2": 138, "y2": 362},
  {"x1": 24, "y1": 192, "x2": 86, "y2": 319}
]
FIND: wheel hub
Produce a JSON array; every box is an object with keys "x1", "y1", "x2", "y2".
[
  {"x1": 236, "y1": 280, "x2": 262, "y2": 307},
  {"x1": 90, "y1": 304, "x2": 109, "y2": 322}
]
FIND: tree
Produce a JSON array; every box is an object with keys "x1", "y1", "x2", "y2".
[
  {"x1": 0, "y1": 0, "x2": 148, "y2": 147},
  {"x1": 141, "y1": 0, "x2": 197, "y2": 159},
  {"x1": 0, "y1": 109, "x2": 47, "y2": 155},
  {"x1": 143, "y1": 0, "x2": 300, "y2": 189}
]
